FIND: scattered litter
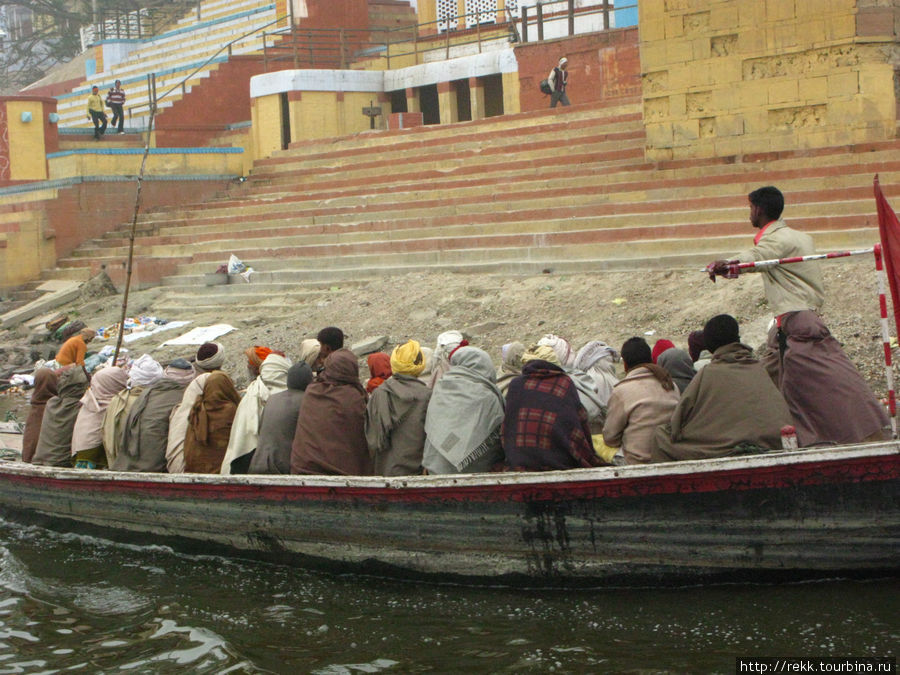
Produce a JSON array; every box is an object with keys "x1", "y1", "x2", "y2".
[
  {"x1": 644, "y1": 330, "x2": 656, "y2": 336},
  {"x1": 0, "y1": 422, "x2": 23, "y2": 434},
  {"x1": 891, "y1": 337, "x2": 898, "y2": 350},
  {"x1": 161, "y1": 324, "x2": 235, "y2": 347},
  {"x1": 94, "y1": 318, "x2": 191, "y2": 343},
  {"x1": 227, "y1": 255, "x2": 246, "y2": 274},
  {"x1": 611, "y1": 298, "x2": 626, "y2": 305},
  {"x1": 122, "y1": 320, "x2": 190, "y2": 343},
  {"x1": 9, "y1": 374, "x2": 34, "y2": 387},
  {"x1": 239, "y1": 267, "x2": 255, "y2": 283}
]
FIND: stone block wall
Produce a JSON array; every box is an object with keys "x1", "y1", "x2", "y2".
[{"x1": 640, "y1": 0, "x2": 900, "y2": 160}]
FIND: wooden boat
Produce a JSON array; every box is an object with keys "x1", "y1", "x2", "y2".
[{"x1": 0, "y1": 442, "x2": 897, "y2": 586}]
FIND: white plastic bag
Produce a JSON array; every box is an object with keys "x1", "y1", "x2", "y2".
[{"x1": 227, "y1": 254, "x2": 246, "y2": 274}]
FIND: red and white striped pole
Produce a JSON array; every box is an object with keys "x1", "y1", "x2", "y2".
[{"x1": 873, "y1": 244, "x2": 897, "y2": 438}]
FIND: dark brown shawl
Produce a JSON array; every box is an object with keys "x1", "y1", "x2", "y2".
[
  {"x1": 502, "y1": 360, "x2": 603, "y2": 471},
  {"x1": 780, "y1": 311, "x2": 889, "y2": 446},
  {"x1": 22, "y1": 369, "x2": 59, "y2": 463},
  {"x1": 183, "y1": 371, "x2": 241, "y2": 473},
  {"x1": 32, "y1": 367, "x2": 88, "y2": 467},
  {"x1": 291, "y1": 349, "x2": 372, "y2": 475}
]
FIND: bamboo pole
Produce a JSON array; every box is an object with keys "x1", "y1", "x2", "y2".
[{"x1": 111, "y1": 103, "x2": 158, "y2": 366}]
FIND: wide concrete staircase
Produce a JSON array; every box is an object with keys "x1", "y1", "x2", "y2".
[
  {"x1": 48, "y1": 98, "x2": 900, "y2": 313},
  {"x1": 53, "y1": 0, "x2": 279, "y2": 132}
]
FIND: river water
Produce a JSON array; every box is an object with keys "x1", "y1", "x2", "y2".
[{"x1": 0, "y1": 518, "x2": 895, "y2": 673}]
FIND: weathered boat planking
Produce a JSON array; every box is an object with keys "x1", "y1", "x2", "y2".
[{"x1": 0, "y1": 443, "x2": 897, "y2": 586}]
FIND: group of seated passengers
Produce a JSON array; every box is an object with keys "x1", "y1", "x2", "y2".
[{"x1": 20, "y1": 314, "x2": 889, "y2": 476}]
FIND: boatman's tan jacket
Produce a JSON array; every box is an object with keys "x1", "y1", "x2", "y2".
[{"x1": 735, "y1": 219, "x2": 825, "y2": 317}]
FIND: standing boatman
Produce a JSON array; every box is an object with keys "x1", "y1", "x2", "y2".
[{"x1": 707, "y1": 186, "x2": 888, "y2": 446}]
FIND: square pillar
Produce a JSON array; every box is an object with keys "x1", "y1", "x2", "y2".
[
  {"x1": 469, "y1": 76, "x2": 486, "y2": 120},
  {"x1": 406, "y1": 87, "x2": 421, "y2": 113},
  {"x1": 437, "y1": 81, "x2": 458, "y2": 124}
]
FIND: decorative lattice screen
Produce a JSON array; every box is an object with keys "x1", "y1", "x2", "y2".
[
  {"x1": 437, "y1": 0, "x2": 459, "y2": 32},
  {"x1": 504, "y1": 0, "x2": 520, "y2": 19},
  {"x1": 465, "y1": 0, "x2": 497, "y2": 28}
]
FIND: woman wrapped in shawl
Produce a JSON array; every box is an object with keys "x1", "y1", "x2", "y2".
[
  {"x1": 248, "y1": 362, "x2": 313, "y2": 475},
  {"x1": 365, "y1": 340, "x2": 431, "y2": 476},
  {"x1": 183, "y1": 371, "x2": 241, "y2": 473},
  {"x1": 422, "y1": 347, "x2": 505, "y2": 475},
  {"x1": 657, "y1": 348, "x2": 697, "y2": 394},
  {"x1": 166, "y1": 372, "x2": 211, "y2": 473},
  {"x1": 365, "y1": 352, "x2": 392, "y2": 394},
  {"x1": 779, "y1": 311, "x2": 889, "y2": 446},
  {"x1": 572, "y1": 341, "x2": 620, "y2": 406},
  {"x1": 71, "y1": 366, "x2": 128, "y2": 469},
  {"x1": 22, "y1": 369, "x2": 58, "y2": 463},
  {"x1": 101, "y1": 356, "x2": 164, "y2": 469},
  {"x1": 32, "y1": 366, "x2": 89, "y2": 467},
  {"x1": 527, "y1": 345, "x2": 607, "y2": 434},
  {"x1": 111, "y1": 360, "x2": 193, "y2": 472},
  {"x1": 292, "y1": 349, "x2": 371, "y2": 476},
  {"x1": 221, "y1": 352, "x2": 292, "y2": 474},
  {"x1": 503, "y1": 355, "x2": 605, "y2": 471},
  {"x1": 496, "y1": 342, "x2": 525, "y2": 398}
]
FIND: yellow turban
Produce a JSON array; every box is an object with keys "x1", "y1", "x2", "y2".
[
  {"x1": 390, "y1": 340, "x2": 425, "y2": 377},
  {"x1": 521, "y1": 344, "x2": 560, "y2": 365}
]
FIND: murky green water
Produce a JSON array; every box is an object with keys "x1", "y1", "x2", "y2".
[{"x1": 0, "y1": 518, "x2": 895, "y2": 673}]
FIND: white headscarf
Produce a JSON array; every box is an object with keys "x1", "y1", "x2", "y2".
[
  {"x1": 429, "y1": 330, "x2": 465, "y2": 388},
  {"x1": 128, "y1": 354, "x2": 164, "y2": 388},
  {"x1": 538, "y1": 334, "x2": 575, "y2": 368}
]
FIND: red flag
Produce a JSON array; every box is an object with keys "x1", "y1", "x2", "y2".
[{"x1": 875, "y1": 174, "x2": 900, "y2": 337}]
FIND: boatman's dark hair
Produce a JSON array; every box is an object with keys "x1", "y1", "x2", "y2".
[
  {"x1": 748, "y1": 186, "x2": 784, "y2": 221},
  {"x1": 621, "y1": 337, "x2": 652, "y2": 370},
  {"x1": 317, "y1": 326, "x2": 344, "y2": 351}
]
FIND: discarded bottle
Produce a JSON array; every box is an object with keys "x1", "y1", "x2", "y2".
[{"x1": 781, "y1": 425, "x2": 799, "y2": 450}]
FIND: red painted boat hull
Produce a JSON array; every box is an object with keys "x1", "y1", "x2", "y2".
[{"x1": 0, "y1": 444, "x2": 897, "y2": 585}]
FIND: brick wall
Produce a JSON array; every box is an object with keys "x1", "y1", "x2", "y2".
[
  {"x1": 0, "y1": 178, "x2": 230, "y2": 290},
  {"x1": 640, "y1": 0, "x2": 900, "y2": 160},
  {"x1": 514, "y1": 28, "x2": 640, "y2": 112},
  {"x1": 154, "y1": 56, "x2": 268, "y2": 148}
]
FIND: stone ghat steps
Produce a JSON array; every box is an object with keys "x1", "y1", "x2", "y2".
[
  {"x1": 79, "y1": 165, "x2": 900, "y2": 255},
  {"x1": 255, "y1": 105, "x2": 644, "y2": 172},
  {"x1": 214, "y1": 139, "x2": 900, "y2": 216},
  {"x1": 116, "y1": 137, "x2": 900, "y2": 238},
  {"x1": 273, "y1": 99, "x2": 643, "y2": 157},
  {"x1": 149, "y1": 227, "x2": 874, "y2": 302}
]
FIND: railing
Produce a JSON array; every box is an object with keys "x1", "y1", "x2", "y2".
[
  {"x1": 126, "y1": 14, "x2": 286, "y2": 121},
  {"x1": 262, "y1": 10, "x2": 519, "y2": 72},
  {"x1": 122, "y1": 0, "x2": 633, "y2": 123},
  {"x1": 79, "y1": 2, "x2": 202, "y2": 48}
]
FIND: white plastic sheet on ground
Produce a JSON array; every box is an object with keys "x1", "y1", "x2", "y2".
[
  {"x1": 122, "y1": 320, "x2": 192, "y2": 343},
  {"x1": 160, "y1": 324, "x2": 235, "y2": 347}
]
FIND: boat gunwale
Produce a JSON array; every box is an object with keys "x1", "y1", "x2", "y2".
[{"x1": 0, "y1": 440, "x2": 896, "y2": 494}]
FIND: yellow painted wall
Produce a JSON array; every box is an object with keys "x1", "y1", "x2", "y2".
[
  {"x1": 639, "y1": 0, "x2": 899, "y2": 160},
  {"x1": 438, "y1": 88, "x2": 458, "y2": 124},
  {"x1": 0, "y1": 189, "x2": 58, "y2": 289},
  {"x1": 251, "y1": 95, "x2": 283, "y2": 162},
  {"x1": 502, "y1": 71, "x2": 520, "y2": 115},
  {"x1": 6, "y1": 101, "x2": 47, "y2": 181},
  {"x1": 47, "y1": 150, "x2": 243, "y2": 180}
]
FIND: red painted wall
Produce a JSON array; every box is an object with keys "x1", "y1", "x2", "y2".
[
  {"x1": 154, "y1": 56, "x2": 268, "y2": 147},
  {"x1": 0, "y1": 178, "x2": 230, "y2": 287},
  {"x1": 514, "y1": 27, "x2": 640, "y2": 112}
]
